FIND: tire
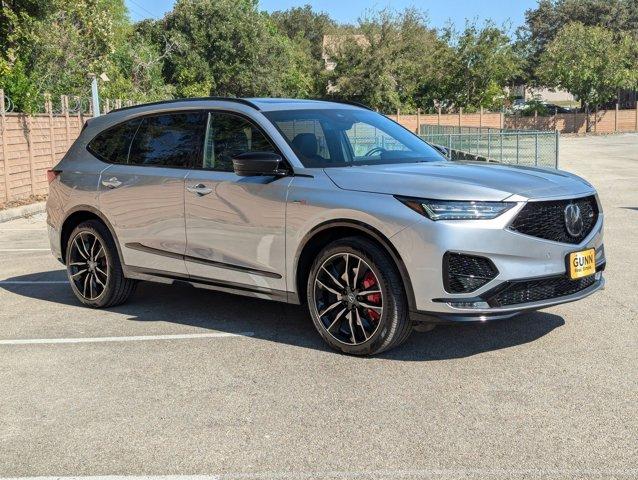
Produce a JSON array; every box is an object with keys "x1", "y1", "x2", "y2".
[
  {"x1": 65, "y1": 220, "x2": 136, "y2": 308},
  {"x1": 306, "y1": 236, "x2": 412, "y2": 355}
]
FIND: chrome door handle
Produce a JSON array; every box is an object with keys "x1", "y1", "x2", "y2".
[
  {"x1": 101, "y1": 177, "x2": 122, "y2": 189},
  {"x1": 186, "y1": 183, "x2": 213, "y2": 196}
]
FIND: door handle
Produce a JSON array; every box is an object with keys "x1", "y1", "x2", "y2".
[
  {"x1": 186, "y1": 183, "x2": 213, "y2": 196},
  {"x1": 101, "y1": 177, "x2": 122, "y2": 189}
]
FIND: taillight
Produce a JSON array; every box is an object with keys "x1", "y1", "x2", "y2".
[{"x1": 47, "y1": 169, "x2": 61, "y2": 184}]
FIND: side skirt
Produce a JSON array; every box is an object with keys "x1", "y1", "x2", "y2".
[{"x1": 124, "y1": 265, "x2": 299, "y2": 304}]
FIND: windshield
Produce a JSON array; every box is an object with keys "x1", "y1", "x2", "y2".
[{"x1": 263, "y1": 108, "x2": 445, "y2": 168}]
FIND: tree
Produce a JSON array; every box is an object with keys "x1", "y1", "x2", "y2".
[
  {"x1": 0, "y1": 0, "x2": 170, "y2": 112},
  {"x1": 538, "y1": 22, "x2": 637, "y2": 128},
  {"x1": 420, "y1": 22, "x2": 520, "y2": 111},
  {"x1": 270, "y1": 5, "x2": 336, "y2": 61},
  {"x1": 517, "y1": 0, "x2": 638, "y2": 83},
  {"x1": 160, "y1": 0, "x2": 314, "y2": 98},
  {"x1": 327, "y1": 8, "x2": 440, "y2": 112},
  {"x1": 270, "y1": 4, "x2": 336, "y2": 96}
]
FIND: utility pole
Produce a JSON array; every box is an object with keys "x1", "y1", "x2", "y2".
[{"x1": 88, "y1": 73, "x2": 109, "y2": 117}]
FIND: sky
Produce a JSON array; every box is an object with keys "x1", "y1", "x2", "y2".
[{"x1": 125, "y1": 0, "x2": 539, "y2": 30}]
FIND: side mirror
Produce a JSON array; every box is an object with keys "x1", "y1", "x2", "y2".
[
  {"x1": 432, "y1": 144, "x2": 449, "y2": 157},
  {"x1": 231, "y1": 152, "x2": 286, "y2": 177}
]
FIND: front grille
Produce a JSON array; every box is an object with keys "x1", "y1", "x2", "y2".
[
  {"x1": 485, "y1": 275, "x2": 597, "y2": 307},
  {"x1": 509, "y1": 196, "x2": 598, "y2": 244},
  {"x1": 444, "y1": 253, "x2": 498, "y2": 293}
]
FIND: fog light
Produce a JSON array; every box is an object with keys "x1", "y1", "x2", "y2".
[{"x1": 448, "y1": 301, "x2": 490, "y2": 309}]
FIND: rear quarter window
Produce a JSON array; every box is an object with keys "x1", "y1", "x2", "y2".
[{"x1": 87, "y1": 119, "x2": 142, "y2": 164}]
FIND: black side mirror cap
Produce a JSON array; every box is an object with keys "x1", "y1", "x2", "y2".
[
  {"x1": 431, "y1": 144, "x2": 449, "y2": 157},
  {"x1": 231, "y1": 152, "x2": 287, "y2": 177}
]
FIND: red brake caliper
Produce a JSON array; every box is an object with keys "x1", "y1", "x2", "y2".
[{"x1": 362, "y1": 271, "x2": 380, "y2": 322}]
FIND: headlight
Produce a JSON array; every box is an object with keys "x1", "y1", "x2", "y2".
[{"x1": 396, "y1": 196, "x2": 515, "y2": 220}]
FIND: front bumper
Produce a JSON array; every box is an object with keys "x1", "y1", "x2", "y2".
[
  {"x1": 391, "y1": 195, "x2": 605, "y2": 322},
  {"x1": 410, "y1": 274, "x2": 605, "y2": 324}
]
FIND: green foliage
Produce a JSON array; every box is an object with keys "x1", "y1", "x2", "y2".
[
  {"x1": 160, "y1": 0, "x2": 313, "y2": 98},
  {"x1": 270, "y1": 5, "x2": 336, "y2": 96},
  {"x1": 520, "y1": 99, "x2": 550, "y2": 116},
  {"x1": 518, "y1": 0, "x2": 638, "y2": 84},
  {"x1": 328, "y1": 8, "x2": 440, "y2": 112},
  {"x1": 421, "y1": 22, "x2": 520, "y2": 111},
  {"x1": 537, "y1": 22, "x2": 637, "y2": 108},
  {"x1": 0, "y1": 0, "x2": 172, "y2": 112},
  {"x1": 1, "y1": 0, "x2": 636, "y2": 114}
]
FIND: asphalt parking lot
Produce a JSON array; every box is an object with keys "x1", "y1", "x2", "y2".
[{"x1": 0, "y1": 134, "x2": 636, "y2": 479}]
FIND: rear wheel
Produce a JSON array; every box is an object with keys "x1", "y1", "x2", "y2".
[
  {"x1": 307, "y1": 237, "x2": 412, "y2": 355},
  {"x1": 65, "y1": 220, "x2": 136, "y2": 308}
]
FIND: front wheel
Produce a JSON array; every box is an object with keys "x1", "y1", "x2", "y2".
[
  {"x1": 307, "y1": 237, "x2": 412, "y2": 355},
  {"x1": 65, "y1": 220, "x2": 136, "y2": 308}
]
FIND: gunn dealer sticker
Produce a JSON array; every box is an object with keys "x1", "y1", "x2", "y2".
[{"x1": 569, "y1": 248, "x2": 596, "y2": 280}]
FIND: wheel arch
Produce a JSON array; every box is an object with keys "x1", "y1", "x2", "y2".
[
  {"x1": 60, "y1": 206, "x2": 123, "y2": 265},
  {"x1": 293, "y1": 220, "x2": 416, "y2": 310}
]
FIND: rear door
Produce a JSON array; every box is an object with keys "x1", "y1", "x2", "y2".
[
  {"x1": 183, "y1": 111, "x2": 291, "y2": 293},
  {"x1": 97, "y1": 111, "x2": 206, "y2": 276}
]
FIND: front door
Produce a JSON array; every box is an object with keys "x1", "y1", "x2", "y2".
[{"x1": 184, "y1": 111, "x2": 291, "y2": 294}]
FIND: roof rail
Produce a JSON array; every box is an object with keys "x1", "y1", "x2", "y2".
[
  {"x1": 313, "y1": 97, "x2": 373, "y2": 110},
  {"x1": 109, "y1": 97, "x2": 261, "y2": 113}
]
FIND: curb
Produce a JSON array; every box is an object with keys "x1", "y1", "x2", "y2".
[{"x1": 0, "y1": 201, "x2": 47, "y2": 223}]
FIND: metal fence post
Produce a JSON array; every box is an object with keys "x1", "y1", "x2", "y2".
[
  {"x1": 448, "y1": 134, "x2": 452, "y2": 159},
  {"x1": 534, "y1": 132, "x2": 539, "y2": 166},
  {"x1": 500, "y1": 132, "x2": 503, "y2": 162},
  {"x1": 487, "y1": 131, "x2": 491, "y2": 161},
  {"x1": 555, "y1": 131, "x2": 560, "y2": 168},
  {"x1": 516, "y1": 133, "x2": 519, "y2": 164},
  {"x1": 45, "y1": 92, "x2": 56, "y2": 173}
]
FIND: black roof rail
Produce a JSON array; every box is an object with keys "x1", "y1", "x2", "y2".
[
  {"x1": 313, "y1": 97, "x2": 373, "y2": 110},
  {"x1": 109, "y1": 97, "x2": 261, "y2": 113}
]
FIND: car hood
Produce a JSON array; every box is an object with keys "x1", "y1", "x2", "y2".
[{"x1": 323, "y1": 161, "x2": 595, "y2": 201}]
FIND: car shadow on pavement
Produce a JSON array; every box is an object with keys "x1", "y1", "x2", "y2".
[{"x1": 1, "y1": 270, "x2": 565, "y2": 361}]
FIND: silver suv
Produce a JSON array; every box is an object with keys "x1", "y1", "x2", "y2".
[{"x1": 46, "y1": 98, "x2": 605, "y2": 355}]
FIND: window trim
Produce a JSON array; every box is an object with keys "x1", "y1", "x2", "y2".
[
  {"x1": 86, "y1": 109, "x2": 207, "y2": 170},
  {"x1": 86, "y1": 108, "x2": 293, "y2": 173}
]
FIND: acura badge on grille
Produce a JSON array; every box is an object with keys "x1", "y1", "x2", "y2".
[{"x1": 564, "y1": 203, "x2": 584, "y2": 237}]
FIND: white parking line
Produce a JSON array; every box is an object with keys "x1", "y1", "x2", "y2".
[
  {"x1": 0, "y1": 280, "x2": 68, "y2": 284},
  {"x1": 0, "y1": 248, "x2": 51, "y2": 251},
  {"x1": 0, "y1": 332, "x2": 254, "y2": 345},
  {"x1": 1, "y1": 469, "x2": 637, "y2": 479}
]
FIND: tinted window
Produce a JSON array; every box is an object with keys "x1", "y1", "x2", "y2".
[
  {"x1": 272, "y1": 118, "x2": 331, "y2": 161},
  {"x1": 264, "y1": 109, "x2": 443, "y2": 168},
  {"x1": 87, "y1": 119, "x2": 142, "y2": 164},
  {"x1": 202, "y1": 112, "x2": 276, "y2": 171},
  {"x1": 128, "y1": 112, "x2": 205, "y2": 168}
]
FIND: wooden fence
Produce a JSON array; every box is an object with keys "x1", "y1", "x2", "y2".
[
  {"x1": 1, "y1": 90, "x2": 638, "y2": 203},
  {"x1": 387, "y1": 104, "x2": 638, "y2": 135},
  {"x1": 0, "y1": 92, "x2": 88, "y2": 202}
]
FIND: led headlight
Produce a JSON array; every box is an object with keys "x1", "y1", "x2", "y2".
[{"x1": 396, "y1": 197, "x2": 515, "y2": 220}]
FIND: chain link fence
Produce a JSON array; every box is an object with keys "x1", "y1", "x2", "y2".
[{"x1": 418, "y1": 125, "x2": 559, "y2": 168}]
